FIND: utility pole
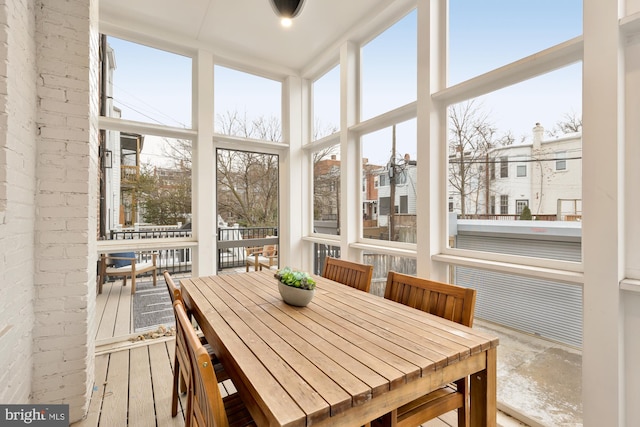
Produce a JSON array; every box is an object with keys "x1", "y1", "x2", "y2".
[{"x1": 389, "y1": 125, "x2": 396, "y2": 241}]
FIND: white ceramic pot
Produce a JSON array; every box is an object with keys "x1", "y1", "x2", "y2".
[{"x1": 278, "y1": 281, "x2": 315, "y2": 307}]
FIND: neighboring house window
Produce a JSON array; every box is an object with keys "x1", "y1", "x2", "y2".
[
  {"x1": 489, "y1": 161, "x2": 496, "y2": 180},
  {"x1": 400, "y1": 195, "x2": 408, "y2": 213},
  {"x1": 379, "y1": 175, "x2": 387, "y2": 186},
  {"x1": 500, "y1": 156, "x2": 508, "y2": 178},
  {"x1": 490, "y1": 195, "x2": 496, "y2": 215},
  {"x1": 500, "y1": 195, "x2": 509, "y2": 214},
  {"x1": 379, "y1": 197, "x2": 390, "y2": 215},
  {"x1": 517, "y1": 164, "x2": 526, "y2": 177},
  {"x1": 516, "y1": 199, "x2": 529, "y2": 215},
  {"x1": 556, "y1": 151, "x2": 567, "y2": 171},
  {"x1": 374, "y1": 177, "x2": 379, "y2": 188}
]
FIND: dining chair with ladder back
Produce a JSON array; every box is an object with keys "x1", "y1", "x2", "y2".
[
  {"x1": 164, "y1": 271, "x2": 229, "y2": 421},
  {"x1": 321, "y1": 257, "x2": 374, "y2": 293},
  {"x1": 174, "y1": 299, "x2": 256, "y2": 427},
  {"x1": 380, "y1": 271, "x2": 477, "y2": 427}
]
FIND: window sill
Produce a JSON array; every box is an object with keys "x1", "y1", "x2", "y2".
[
  {"x1": 432, "y1": 253, "x2": 584, "y2": 285},
  {"x1": 620, "y1": 278, "x2": 640, "y2": 293}
]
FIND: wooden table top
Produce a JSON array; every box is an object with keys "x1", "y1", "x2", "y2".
[{"x1": 180, "y1": 270, "x2": 499, "y2": 427}]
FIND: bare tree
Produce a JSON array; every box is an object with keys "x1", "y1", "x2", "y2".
[
  {"x1": 216, "y1": 109, "x2": 282, "y2": 141},
  {"x1": 448, "y1": 100, "x2": 513, "y2": 216},
  {"x1": 216, "y1": 149, "x2": 278, "y2": 227},
  {"x1": 215, "y1": 110, "x2": 281, "y2": 227},
  {"x1": 547, "y1": 112, "x2": 582, "y2": 137}
]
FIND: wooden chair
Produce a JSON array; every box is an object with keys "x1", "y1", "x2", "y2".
[
  {"x1": 382, "y1": 271, "x2": 477, "y2": 427},
  {"x1": 321, "y1": 257, "x2": 374, "y2": 293},
  {"x1": 245, "y1": 244, "x2": 278, "y2": 272},
  {"x1": 174, "y1": 300, "x2": 256, "y2": 427},
  {"x1": 98, "y1": 251, "x2": 157, "y2": 294},
  {"x1": 164, "y1": 271, "x2": 229, "y2": 420}
]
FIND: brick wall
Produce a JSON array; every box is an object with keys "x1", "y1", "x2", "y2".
[
  {"x1": 31, "y1": 0, "x2": 98, "y2": 421},
  {"x1": 0, "y1": 0, "x2": 37, "y2": 405}
]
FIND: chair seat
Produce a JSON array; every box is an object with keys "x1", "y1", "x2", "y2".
[
  {"x1": 223, "y1": 393, "x2": 257, "y2": 427},
  {"x1": 106, "y1": 261, "x2": 155, "y2": 274},
  {"x1": 203, "y1": 342, "x2": 230, "y2": 382},
  {"x1": 245, "y1": 255, "x2": 270, "y2": 266},
  {"x1": 396, "y1": 385, "x2": 462, "y2": 426}
]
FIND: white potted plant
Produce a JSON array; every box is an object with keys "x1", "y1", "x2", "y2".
[{"x1": 274, "y1": 266, "x2": 316, "y2": 307}]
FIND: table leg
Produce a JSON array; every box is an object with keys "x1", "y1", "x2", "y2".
[{"x1": 470, "y1": 347, "x2": 497, "y2": 427}]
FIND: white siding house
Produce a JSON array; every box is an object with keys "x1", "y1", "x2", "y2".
[{"x1": 450, "y1": 123, "x2": 583, "y2": 219}]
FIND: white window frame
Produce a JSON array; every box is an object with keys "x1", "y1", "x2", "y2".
[{"x1": 430, "y1": 0, "x2": 584, "y2": 277}]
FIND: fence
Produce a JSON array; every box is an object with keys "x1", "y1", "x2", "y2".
[{"x1": 217, "y1": 226, "x2": 278, "y2": 270}]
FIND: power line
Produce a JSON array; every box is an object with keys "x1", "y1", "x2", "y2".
[{"x1": 448, "y1": 156, "x2": 582, "y2": 165}]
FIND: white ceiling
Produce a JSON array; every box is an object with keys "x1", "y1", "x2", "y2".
[{"x1": 99, "y1": 0, "x2": 414, "y2": 77}]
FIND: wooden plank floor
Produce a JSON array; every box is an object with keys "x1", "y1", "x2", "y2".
[
  {"x1": 72, "y1": 339, "x2": 237, "y2": 427},
  {"x1": 95, "y1": 280, "x2": 134, "y2": 344}
]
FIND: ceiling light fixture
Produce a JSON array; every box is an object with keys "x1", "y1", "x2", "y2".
[{"x1": 269, "y1": 0, "x2": 305, "y2": 21}]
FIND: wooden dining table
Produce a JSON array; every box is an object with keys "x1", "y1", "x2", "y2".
[{"x1": 180, "y1": 270, "x2": 499, "y2": 427}]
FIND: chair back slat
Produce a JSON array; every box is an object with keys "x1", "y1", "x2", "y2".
[
  {"x1": 321, "y1": 257, "x2": 374, "y2": 293},
  {"x1": 385, "y1": 271, "x2": 476, "y2": 327},
  {"x1": 174, "y1": 300, "x2": 229, "y2": 427},
  {"x1": 164, "y1": 270, "x2": 182, "y2": 304}
]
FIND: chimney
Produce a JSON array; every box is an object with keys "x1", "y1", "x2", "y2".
[
  {"x1": 331, "y1": 154, "x2": 337, "y2": 160},
  {"x1": 533, "y1": 122, "x2": 544, "y2": 150}
]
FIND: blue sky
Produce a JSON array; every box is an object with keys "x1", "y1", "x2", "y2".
[{"x1": 108, "y1": 1, "x2": 583, "y2": 166}]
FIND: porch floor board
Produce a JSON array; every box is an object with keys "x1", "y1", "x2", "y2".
[
  {"x1": 73, "y1": 340, "x2": 237, "y2": 427},
  {"x1": 95, "y1": 280, "x2": 133, "y2": 343}
]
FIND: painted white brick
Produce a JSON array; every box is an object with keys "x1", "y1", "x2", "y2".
[
  {"x1": 36, "y1": 335, "x2": 86, "y2": 352},
  {"x1": 0, "y1": 0, "x2": 37, "y2": 408},
  {"x1": 28, "y1": 0, "x2": 97, "y2": 420}
]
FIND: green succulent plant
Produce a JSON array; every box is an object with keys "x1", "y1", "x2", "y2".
[{"x1": 274, "y1": 267, "x2": 316, "y2": 290}]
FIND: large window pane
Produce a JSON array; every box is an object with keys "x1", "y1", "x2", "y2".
[
  {"x1": 104, "y1": 36, "x2": 192, "y2": 128},
  {"x1": 361, "y1": 10, "x2": 416, "y2": 121},
  {"x1": 447, "y1": 65, "x2": 582, "y2": 261},
  {"x1": 313, "y1": 66, "x2": 340, "y2": 140},
  {"x1": 363, "y1": 253, "x2": 416, "y2": 296},
  {"x1": 101, "y1": 130, "x2": 192, "y2": 235},
  {"x1": 214, "y1": 66, "x2": 282, "y2": 141},
  {"x1": 313, "y1": 144, "x2": 341, "y2": 232},
  {"x1": 362, "y1": 119, "x2": 417, "y2": 243},
  {"x1": 448, "y1": 1, "x2": 582, "y2": 85}
]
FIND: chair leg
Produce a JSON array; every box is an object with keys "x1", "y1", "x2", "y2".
[
  {"x1": 172, "y1": 353, "x2": 180, "y2": 417},
  {"x1": 179, "y1": 372, "x2": 188, "y2": 394},
  {"x1": 376, "y1": 410, "x2": 396, "y2": 427},
  {"x1": 456, "y1": 377, "x2": 470, "y2": 427},
  {"x1": 98, "y1": 258, "x2": 106, "y2": 294}
]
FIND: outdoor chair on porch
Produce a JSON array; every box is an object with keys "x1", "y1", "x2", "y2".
[
  {"x1": 245, "y1": 244, "x2": 278, "y2": 271},
  {"x1": 321, "y1": 257, "x2": 374, "y2": 293},
  {"x1": 98, "y1": 251, "x2": 157, "y2": 294},
  {"x1": 378, "y1": 271, "x2": 477, "y2": 427},
  {"x1": 174, "y1": 299, "x2": 256, "y2": 427},
  {"x1": 164, "y1": 271, "x2": 229, "y2": 420}
]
